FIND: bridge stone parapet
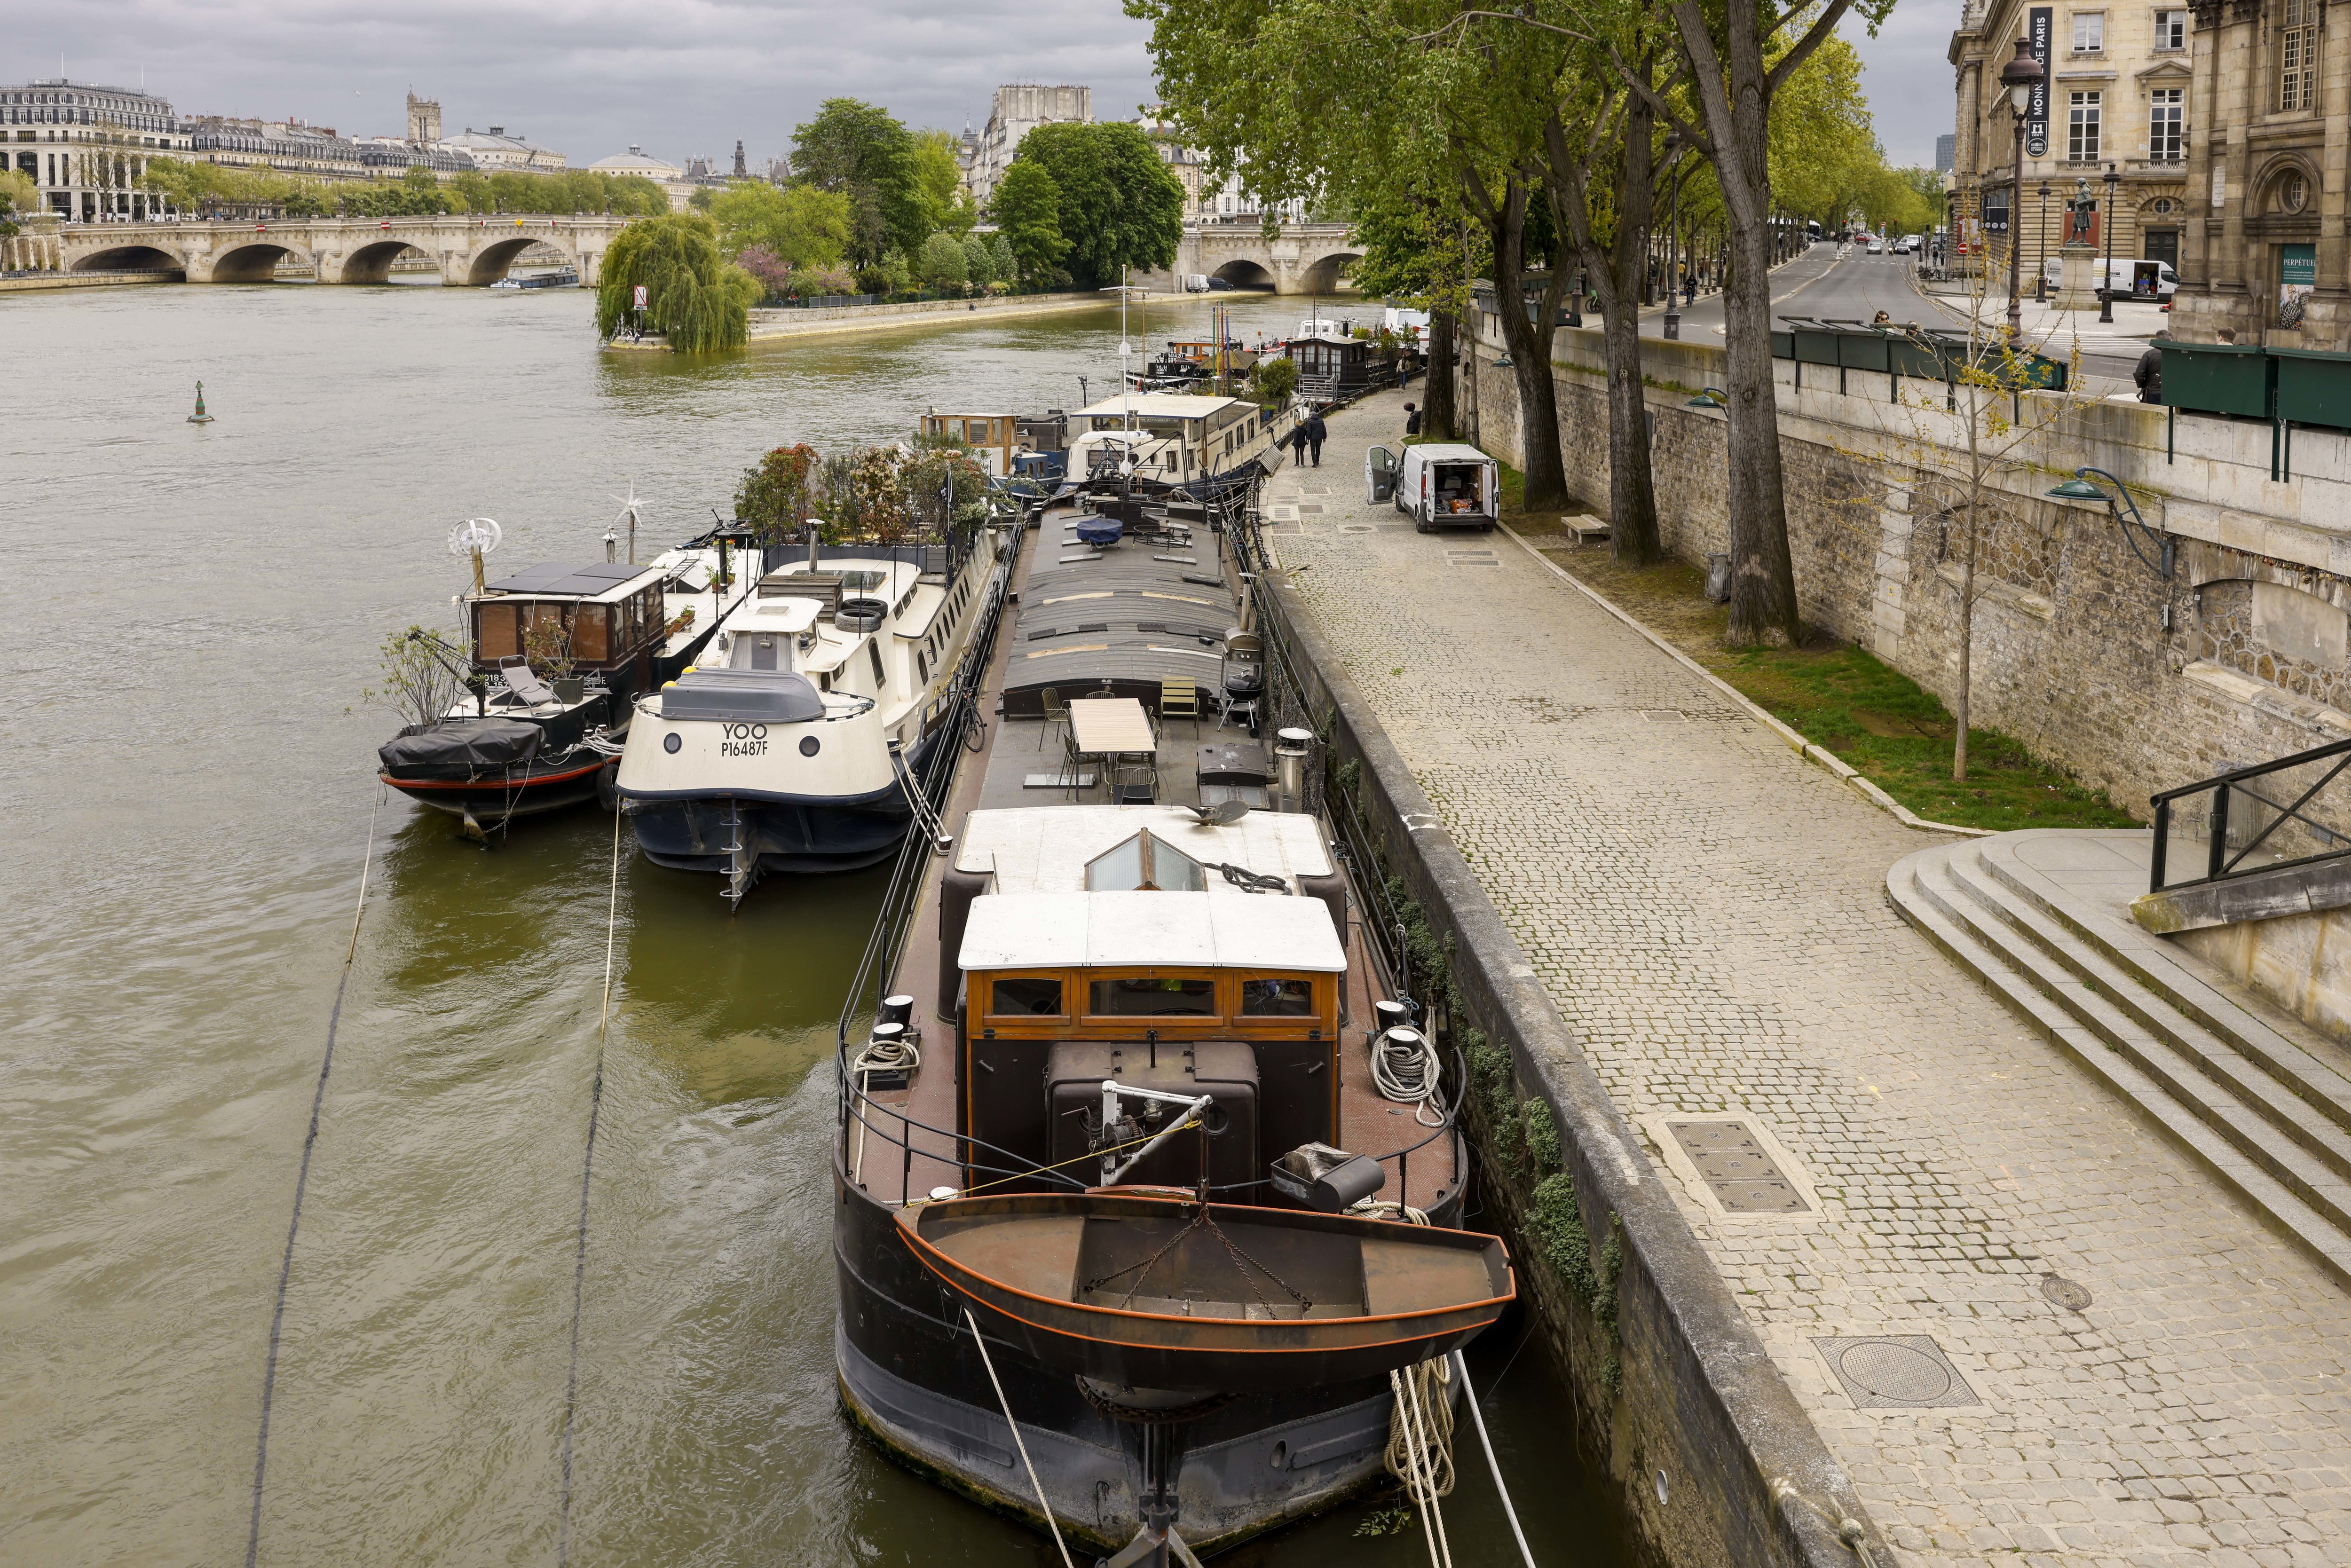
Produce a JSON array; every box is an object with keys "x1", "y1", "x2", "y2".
[
  {"x1": 1133, "y1": 221, "x2": 1363, "y2": 296},
  {"x1": 53, "y1": 215, "x2": 629, "y2": 286}
]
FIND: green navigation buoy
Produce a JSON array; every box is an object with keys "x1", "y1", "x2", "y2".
[{"x1": 188, "y1": 381, "x2": 213, "y2": 425}]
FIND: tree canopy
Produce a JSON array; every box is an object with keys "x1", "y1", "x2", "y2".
[
  {"x1": 1006, "y1": 121, "x2": 1184, "y2": 286},
  {"x1": 988, "y1": 160, "x2": 1071, "y2": 284},
  {"x1": 136, "y1": 157, "x2": 668, "y2": 219},
  {"x1": 709, "y1": 180, "x2": 854, "y2": 270},
  {"x1": 789, "y1": 98, "x2": 927, "y2": 265},
  {"x1": 595, "y1": 213, "x2": 760, "y2": 352}
]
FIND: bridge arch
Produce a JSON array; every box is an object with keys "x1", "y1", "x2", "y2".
[
  {"x1": 71, "y1": 243, "x2": 184, "y2": 273},
  {"x1": 464, "y1": 231, "x2": 580, "y2": 287},
  {"x1": 209, "y1": 243, "x2": 314, "y2": 284},
  {"x1": 1211, "y1": 258, "x2": 1276, "y2": 291},
  {"x1": 336, "y1": 239, "x2": 432, "y2": 285},
  {"x1": 1296, "y1": 250, "x2": 1362, "y2": 295}
]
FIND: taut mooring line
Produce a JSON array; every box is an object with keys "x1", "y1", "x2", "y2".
[
  {"x1": 246, "y1": 787, "x2": 385, "y2": 1568},
  {"x1": 556, "y1": 804, "x2": 624, "y2": 1564}
]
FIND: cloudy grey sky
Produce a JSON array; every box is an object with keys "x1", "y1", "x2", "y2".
[{"x1": 13, "y1": 0, "x2": 1951, "y2": 174}]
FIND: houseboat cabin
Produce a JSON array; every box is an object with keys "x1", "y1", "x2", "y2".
[
  {"x1": 1065, "y1": 392, "x2": 1281, "y2": 484},
  {"x1": 469, "y1": 561, "x2": 671, "y2": 691}
]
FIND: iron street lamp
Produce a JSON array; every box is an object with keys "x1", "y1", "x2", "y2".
[
  {"x1": 1999, "y1": 36, "x2": 2044, "y2": 340},
  {"x1": 1664, "y1": 130, "x2": 1686, "y2": 341},
  {"x1": 2035, "y1": 181, "x2": 2051, "y2": 300},
  {"x1": 2099, "y1": 161, "x2": 2121, "y2": 324},
  {"x1": 2047, "y1": 468, "x2": 2173, "y2": 578}
]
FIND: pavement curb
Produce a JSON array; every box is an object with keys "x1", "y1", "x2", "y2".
[{"x1": 1493, "y1": 520, "x2": 1994, "y2": 840}]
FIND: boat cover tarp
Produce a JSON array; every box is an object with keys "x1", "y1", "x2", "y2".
[
  {"x1": 379, "y1": 718, "x2": 544, "y2": 779},
  {"x1": 662, "y1": 669, "x2": 826, "y2": 723}
]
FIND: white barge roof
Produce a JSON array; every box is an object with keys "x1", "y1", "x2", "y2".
[
  {"x1": 958, "y1": 890, "x2": 1347, "y2": 972},
  {"x1": 955, "y1": 806, "x2": 1333, "y2": 891},
  {"x1": 1073, "y1": 393, "x2": 1249, "y2": 419}
]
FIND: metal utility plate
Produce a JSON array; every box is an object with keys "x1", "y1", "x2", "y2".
[
  {"x1": 1665, "y1": 1120, "x2": 1810, "y2": 1213},
  {"x1": 1814, "y1": 1336, "x2": 1981, "y2": 1410}
]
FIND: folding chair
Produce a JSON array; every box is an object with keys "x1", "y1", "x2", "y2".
[{"x1": 1160, "y1": 678, "x2": 1201, "y2": 740}]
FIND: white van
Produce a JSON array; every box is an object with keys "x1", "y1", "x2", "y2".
[
  {"x1": 1368, "y1": 442, "x2": 1499, "y2": 532},
  {"x1": 2040, "y1": 256, "x2": 2178, "y2": 301}
]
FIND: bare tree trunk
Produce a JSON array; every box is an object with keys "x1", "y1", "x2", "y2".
[
  {"x1": 1425, "y1": 309, "x2": 1457, "y2": 441},
  {"x1": 1468, "y1": 172, "x2": 1573, "y2": 508},
  {"x1": 1720, "y1": 212, "x2": 1801, "y2": 643},
  {"x1": 1597, "y1": 95, "x2": 1662, "y2": 564}
]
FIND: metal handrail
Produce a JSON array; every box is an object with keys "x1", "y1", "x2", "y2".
[{"x1": 2148, "y1": 732, "x2": 2351, "y2": 892}]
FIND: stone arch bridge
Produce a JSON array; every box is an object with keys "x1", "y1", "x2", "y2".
[
  {"x1": 1140, "y1": 221, "x2": 1361, "y2": 296},
  {"x1": 56, "y1": 214, "x2": 629, "y2": 285}
]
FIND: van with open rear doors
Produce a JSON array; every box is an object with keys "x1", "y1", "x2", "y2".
[{"x1": 1369, "y1": 442, "x2": 1499, "y2": 533}]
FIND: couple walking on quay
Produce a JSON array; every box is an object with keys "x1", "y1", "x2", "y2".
[{"x1": 1287, "y1": 408, "x2": 1328, "y2": 466}]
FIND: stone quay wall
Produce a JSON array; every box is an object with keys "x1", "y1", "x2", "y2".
[
  {"x1": 1263, "y1": 575, "x2": 1880, "y2": 1568},
  {"x1": 1456, "y1": 320, "x2": 2351, "y2": 814}
]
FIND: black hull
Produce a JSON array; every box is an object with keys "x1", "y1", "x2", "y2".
[
  {"x1": 384, "y1": 757, "x2": 614, "y2": 821},
  {"x1": 833, "y1": 1169, "x2": 1439, "y2": 1554}
]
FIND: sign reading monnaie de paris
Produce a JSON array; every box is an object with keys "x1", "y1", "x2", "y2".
[{"x1": 2026, "y1": 7, "x2": 2052, "y2": 159}]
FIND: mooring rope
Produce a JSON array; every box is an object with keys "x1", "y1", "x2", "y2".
[
  {"x1": 1451, "y1": 1349, "x2": 1538, "y2": 1568},
  {"x1": 964, "y1": 1308, "x2": 1075, "y2": 1568},
  {"x1": 245, "y1": 786, "x2": 384, "y2": 1568},
  {"x1": 556, "y1": 805, "x2": 624, "y2": 1566}
]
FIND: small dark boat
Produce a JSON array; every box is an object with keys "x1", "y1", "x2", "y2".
[{"x1": 897, "y1": 1191, "x2": 1512, "y2": 1392}]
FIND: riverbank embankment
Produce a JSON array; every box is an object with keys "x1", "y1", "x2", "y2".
[
  {"x1": 604, "y1": 289, "x2": 1130, "y2": 353},
  {"x1": 1260, "y1": 387, "x2": 2351, "y2": 1567},
  {"x1": 0, "y1": 268, "x2": 181, "y2": 293}
]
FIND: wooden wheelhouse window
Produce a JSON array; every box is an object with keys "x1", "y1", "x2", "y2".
[
  {"x1": 1239, "y1": 977, "x2": 1316, "y2": 1016},
  {"x1": 573, "y1": 604, "x2": 611, "y2": 662},
  {"x1": 476, "y1": 601, "x2": 520, "y2": 660},
  {"x1": 1086, "y1": 976, "x2": 1218, "y2": 1017},
  {"x1": 987, "y1": 976, "x2": 1065, "y2": 1017}
]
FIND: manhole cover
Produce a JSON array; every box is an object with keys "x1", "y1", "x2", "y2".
[
  {"x1": 2040, "y1": 1274, "x2": 2093, "y2": 1312},
  {"x1": 1814, "y1": 1336, "x2": 1979, "y2": 1410}
]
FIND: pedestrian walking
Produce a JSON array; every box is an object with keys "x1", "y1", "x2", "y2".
[
  {"x1": 1288, "y1": 423, "x2": 1310, "y2": 467},
  {"x1": 1304, "y1": 409, "x2": 1328, "y2": 467},
  {"x1": 1403, "y1": 402, "x2": 1422, "y2": 439},
  {"x1": 2136, "y1": 333, "x2": 2167, "y2": 404}
]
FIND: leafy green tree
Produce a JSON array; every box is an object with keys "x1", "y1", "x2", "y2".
[
  {"x1": 0, "y1": 167, "x2": 41, "y2": 231},
  {"x1": 918, "y1": 231, "x2": 970, "y2": 291},
  {"x1": 709, "y1": 180, "x2": 853, "y2": 268},
  {"x1": 962, "y1": 232, "x2": 995, "y2": 286},
  {"x1": 1249, "y1": 356, "x2": 1300, "y2": 408},
  {"x1": 791, "y1": 99, "x2": 927, "y2": 266},
  {"x1": 1006, "y1": 122, "x2": 1183, "y2": 286},
  {"x1": 912, "y1": 129, "x2": 978, "y2": 236},
  {"x1": 736, "y1": 443, "x2": 821, "y2": 545},
  {"x1": 595, "y1": 213, "x2": 759, "y2": 352},
  {"x1": 988, "y1": 231, "x2": 1018, "y2": 286},
  {"x1": 989, "y1": 161, "x2": 1070, "y2": 284}
]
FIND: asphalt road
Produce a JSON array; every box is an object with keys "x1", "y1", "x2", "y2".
[{"x1": 1629, "y1": 241, "x2": 2150, "y2": 378}]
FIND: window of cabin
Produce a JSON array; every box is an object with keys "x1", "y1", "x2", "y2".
[
  {"x1": 916, "y1": 650, "x2": 929, "y2": 683},
  {"x1": 967, "y1": 419, "x2": 989, "y2": 442},
  {"x1": 1239, "y1": 977, "x2": 1316, "y2": 1016},
  {"x1": 868, "y1": 639, "x2": 887, "y2": 688},
  {"x1": 988, "y1": 976, "x2": 1065, "y2": 1016},
  {"x1": 1085, "y1": 828, "x2": 1206, "y2": 891},
  {"x1": 1088, "y1": 976, "x2": 1218, "y2": 1017},
  {"x1": 573, "y1": 604, "x2": 610, "y2": 662},
  {"x1": 476, "y1": 602, "x2": 520, "y2": 660}
]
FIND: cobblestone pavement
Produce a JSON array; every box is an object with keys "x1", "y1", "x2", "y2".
[{"x1": 1271, "y1": 391, "x2": 2351, "y2": 1568}]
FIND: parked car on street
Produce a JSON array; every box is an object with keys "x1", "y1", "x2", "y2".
[
  {"x1": 2038, "y1": 256, "x2": 2178, "y2": 301},
  {"x1": 1368, "y1": 442, "x2": 1499, "y2": 533}
]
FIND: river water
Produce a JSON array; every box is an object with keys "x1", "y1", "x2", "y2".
[{"x1": 0, "y1": 282, "x2": 1622, "y2": 1566}]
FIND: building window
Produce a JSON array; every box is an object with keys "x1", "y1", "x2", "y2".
[
  {"x1": 2281, "y1": 0, "x2": 2318, "y2": 110},
  {"x1": 2072, "y1": 12, "x2": 2105, "y2": 52},
  {"x1": 2150, "y1": 88, "x2": 2185, "y2": 162},
  {"x1": 2068, "y1": 92, "x2": 2102, "y2": 161}
]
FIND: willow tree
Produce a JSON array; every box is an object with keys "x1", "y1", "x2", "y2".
[{"x1": 595, "y1": 214, "x2": 760, "y2": 353}]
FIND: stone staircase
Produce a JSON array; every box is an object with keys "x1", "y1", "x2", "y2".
[{"x1": 1887, "y1": 830, "x2": 2351, "y2": 1284}]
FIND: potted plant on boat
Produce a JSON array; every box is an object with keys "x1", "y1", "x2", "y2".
[{"x1": 524, "y1": 614, "x2": 584, "y2": 705}]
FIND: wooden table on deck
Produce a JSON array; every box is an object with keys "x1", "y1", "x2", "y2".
[{"x1": 1066, "y1": 697, "x2": 1157, "y2": 801}]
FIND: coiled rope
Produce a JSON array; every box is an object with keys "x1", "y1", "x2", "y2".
[
  {"x1": 1370, "y1": 1026, "x2": 1449, "y2": 1127},
  {"x1": 555, "y1": 805, "x2": 623, "y2": 1566},
  {"x1": 1389, "y1": 1357, "x2": 1457, "y2": 1568},
  {"x1": 245, "y1": 787, "x2": 384, "y2": 1568}
]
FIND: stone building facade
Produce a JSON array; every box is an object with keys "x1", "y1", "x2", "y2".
[
  {"x1": 965, "y1": 84, "x2": 1090, "y2": 208},
  {"x1": 1, "y1": 79, "x2": 188, "y2": 221},
  {"x1": 2171, "y1": 0, "x2": 2343, "y2": 344},
  {"x1": 1947, "y1": 0, "x2": 2193, "y2": 282}
]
